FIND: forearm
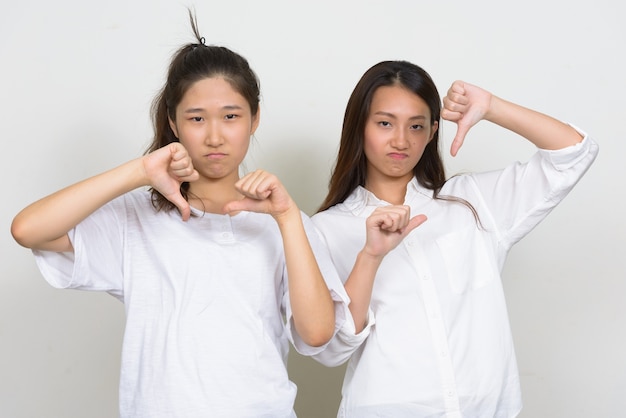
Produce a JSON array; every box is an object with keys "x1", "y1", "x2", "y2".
[
  {"x1": 486, "y1": 95, "x2": 583, "y2": 150},
  {"x1": 343, "y1": 250, "x2": 383, "y2": 334},
  {"x1": 11, "y1": 157, "x2": 148, "y2": 251},
  {"x1": 275, "y1": 208, "x2": 336, "y2": 347}
]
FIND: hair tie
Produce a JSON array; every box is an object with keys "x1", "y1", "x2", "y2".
[{"x1": 200, "y1": 37, "x2": 206, "y2": 45}]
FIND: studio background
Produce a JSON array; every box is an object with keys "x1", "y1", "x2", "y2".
[{"x1": 1, "y1": 1, "x2": 624, "y2": 417}]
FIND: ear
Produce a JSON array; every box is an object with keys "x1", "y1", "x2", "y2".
[
  {"x1": 250, "y1": 107, "x2": 261, "y2": 135},
  {"x1": 168, "y1": 116, "x2": 179, "y2": 138},
  {"x1": 429, "y1": 120, "x2": 439, "y2": 142}
]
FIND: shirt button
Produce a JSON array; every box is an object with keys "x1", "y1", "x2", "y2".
[{"x1": 221, "y1": 232, "x2": 232, "y2": 239}]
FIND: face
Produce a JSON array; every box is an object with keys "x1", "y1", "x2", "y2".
[
  {"x1": 169, "y1": 77, "x2": 259, "y2": 183},
  {"x1": 364, "y1": 85, "x2": 438, "y2": 189}
]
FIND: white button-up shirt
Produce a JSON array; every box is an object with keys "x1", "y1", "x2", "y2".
[
  {"x1": 33, "y1": 189, "x2": 349, "y2": 418},
  {"x1": 312, "y1": 131, "x2": 598, "y2": 418}
]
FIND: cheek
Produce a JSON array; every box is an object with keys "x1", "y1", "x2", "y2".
[
  {"x1": 177, "y1": 130, "x2": 201, "y2": 148},
  {"x1": 238, "y1": 137, "x2": 251, "y2": 154},
  {"x1": 363, "y1": 139, "x2": 378, "y2": 162},
  {"x1": 363, "y1": 130, "x2": 382, "y2": 158},
  {"x1": 230, "y1": 130, "x2": 251, "y2": 155}
]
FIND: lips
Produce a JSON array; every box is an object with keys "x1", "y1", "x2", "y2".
[
  {"x1": 388, "y1": 153, "x2": 408, "y2": 160},
  {"x1": 205, "y1": 153, "x2": 227, "y2": 160}
]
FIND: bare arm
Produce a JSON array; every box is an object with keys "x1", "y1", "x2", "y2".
[
  {"x1": 276, "y1": 206, "x2": 336, "y2": 347},
  {"x1": 224, "y1": 170, "x2": 336, "y2": 347},
  {"x1": 442, "y1": 81, "x2": 583, "y2": 157},
  {"x1": 344, "y1": 207, "x2": 426, "y2": 333},
  {"x1": 11, "y1": 142, "x2": 199, "y2": 252}
]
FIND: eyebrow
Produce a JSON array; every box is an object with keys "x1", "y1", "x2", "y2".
[
  {"x1": 182, "y1": 104, "x2": 244, "y2": 114},
  {"x1": 373, "y1": 111, "x2": 428, "y2": 121}
]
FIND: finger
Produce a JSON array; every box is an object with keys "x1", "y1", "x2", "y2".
[
  {"x1": 440, "y1": 105, "x2": 462, "y2": 123},
  {"x1": 235, "y1": 170, "x2": 262, "y2": 190},
  {"x1": 449, "y1": 80, "x2": 466, "y2": 96},
  {"x1": 166, "y1": 192, "x2": 192, "y2": 221},
  {"x1": 375, "y1": 206, "x2": 411, "y2": 226},
  {"x1": 444, "y1": 91, "x2": 469, "y2": 109},
  {"x1": 376, "y1": 212, "x2": 406, "y2": 232},
  {"x1": 403, "y1": 214, "x2": 427, "y2": 235},
  {"x1": 223, "y1": 197, "x2": 266, "y2": 214},
  {"x1": 168, "y1": 145, "x2": 199, "y2": 181},
  {"x1": 168, "y1": 142, "x2": 191, "y2": 164},
  {"x1": 169, "y1": 153, "x2": 191, "y2": 170},
  {"x1": 450, "y1": 123, "x2": 470, "y2": 157},
  {"x1": 236, "y1": 170, "x2": 272, "y2": 200},
  {"x1": 182, "y1": 169, "x2": 200, "y2": 182},
  {"x1": 171, "y1": 165, "x2": 199, "y2": 182},
  {"x1": 249, "y1": 173, "x2": 275, "y2": 200},
  {"x1": 378, "y1": 214, "x2": 396, "y2": 231}
]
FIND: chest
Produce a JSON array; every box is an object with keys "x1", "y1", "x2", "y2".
[{"x1": 122, "y1": 211, "x2": 286, "y2": 312}]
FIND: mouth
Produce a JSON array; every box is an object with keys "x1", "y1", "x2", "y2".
[
  {"x1": 205, "y1": 153, "x2": 227, "y2": 160},
  {"x1": 388, "y1": 152, "x2": 408, "y2": 160}
]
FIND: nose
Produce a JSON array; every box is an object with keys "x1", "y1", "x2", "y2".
[
  {"x1": 390, "y1": 129, "x2": 409, "y2": 150},
  {"x1": 204, "y1": 122, "x2": 224, "y2": 147}
]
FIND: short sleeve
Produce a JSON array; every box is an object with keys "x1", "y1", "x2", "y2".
[{"x1": 32, "y1": 196, "x2": 127, "y2": 300}]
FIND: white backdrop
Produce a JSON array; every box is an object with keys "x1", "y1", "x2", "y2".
[{"x1": 1, "y1": 1, "x2": 624, "y2": 417}]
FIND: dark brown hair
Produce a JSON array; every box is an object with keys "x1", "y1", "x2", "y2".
[
  {"x1": 317, "y1": 60, "x2": 479, "y2": 224},
  {"x1": 145, "y1": 10, "x2": 260, "y2": 213}
]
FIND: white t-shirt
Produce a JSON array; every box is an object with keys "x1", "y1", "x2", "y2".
[
  {"x1": 33, "y1": 189, "x2": 349, "y2": 418},
  {"x1": 311, "y1": 131, "x2": 599, "y2": 418}
]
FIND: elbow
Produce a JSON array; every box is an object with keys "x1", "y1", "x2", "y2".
[
  {"x1": 10, "y1": 216, "x2": 61, "y2": 251},
  {"x1": 303, "y1": 333, "x2": 333, "y2": 349},
  {"x1": 301, "y1": 322, "x2": 335, "y2": 348},
  {"x1": 10, "y1": 217, "x2": 33, "y2": 249}
]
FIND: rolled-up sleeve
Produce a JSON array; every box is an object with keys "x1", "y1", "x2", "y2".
[
  {"x1": 465, "y1": 125, "x2": 599, "y2": 249},
  {"x1": 311, "y1": 305, "x2": 374, "y2": 367},
  {"x1": 284, "y1": 213, "x2": 354, "y2": 356}
]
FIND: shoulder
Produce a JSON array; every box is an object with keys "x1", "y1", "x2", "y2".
[
  {"x1": 312, "y1": 204, "x2": 353, "y2": 224},
  {"x1": 440, "y1": 173, "x2": 480, "y2": 194},
  {"x1": 94, "y1": 188, "x2": 166, "y2": 224},
  {"x1": 123, "y1": 188, "x2": 154, "y2": 206},
  {"x1": 311, "y1": 205, "x2": 367, "y2": 244}
]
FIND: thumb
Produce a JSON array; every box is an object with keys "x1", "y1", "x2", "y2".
[
  {"x1": 450, "y1": 124, "x2": 470, "y2": 157},
  {"x1": 167, "y1": 192, "x2": 191, "y2": 221},
  {"x1": 404, "y1": 214, "x2": 427, "y2": 235},
  {"x1": 223, "y1": 197, "x2": 265, "y2": 214}
]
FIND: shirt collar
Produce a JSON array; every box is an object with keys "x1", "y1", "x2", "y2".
[
  {"x1": 341, "y1": 177, "x2": 432, "y2": 216},
  {"x1": 407, "y1": 177, "x2": 434, "y2": 200}
]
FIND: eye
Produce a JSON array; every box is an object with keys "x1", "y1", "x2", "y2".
[
  {"x1": 410, "y1": 124, "x2": 424, "y2": 130},
  {"x1": 190, "y1": 116, "x2": 204, "y2": 122},
  {"x1": 378, "y1": 121, "x2": 391, "y2": 127},
  {"x1": 225, "y1": 114, "x2": 238, "y2": 120}
]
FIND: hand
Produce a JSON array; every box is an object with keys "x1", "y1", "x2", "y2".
[
  {"x1": 223, "y1": 170, "x2": 296, "y2": 218},
  {"x1": 441, "y1": 80, "x2": 493, "y2": 157},
  {"x1": 363, "y1": 205, "x2": 427, "y2": 258},
  {"x1": 142, "y1": 142, "x2": 199, "y2": 221}
]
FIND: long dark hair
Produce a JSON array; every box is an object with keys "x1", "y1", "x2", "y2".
[
  {"x1": 145, "y1": 10, "x2": 260, "y2": 213},
  {"x1": 317, "y1": 60, "x2": 479, "y2": 224}
]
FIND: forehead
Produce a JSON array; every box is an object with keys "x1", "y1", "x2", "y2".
[
  {"x1": 179, "y1": 77, "x2": 249, "y2": 110},
  {"x1": 370, "y1": 85, "x2": 430, "y2": 117}
]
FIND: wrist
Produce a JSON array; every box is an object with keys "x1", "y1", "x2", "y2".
[
  {"x1": 272, "y1": 202, "x2": 300, "y2": 227},
  {"x1": 357, "y1": 248, "x2": 385, "y2": 266}
]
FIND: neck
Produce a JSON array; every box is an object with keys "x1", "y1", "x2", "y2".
[
  {"x1": 365, "y1": 176, "x2": 411, "y2": 205},
  {"x1": 188, "y1": 178, "x2": 242, "y2": 214}
]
